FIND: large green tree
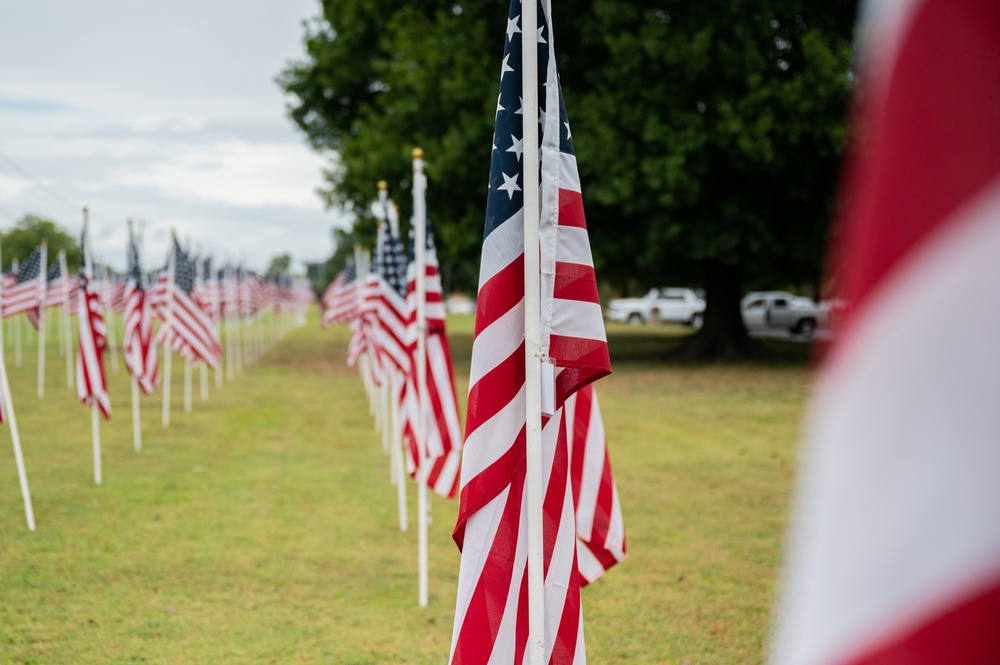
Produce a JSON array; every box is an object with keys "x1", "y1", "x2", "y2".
[
  {"x1": 279, "y1": 0, "x2": 857, "y2": 357},
  {"x1": 2, "y1": 214, "x2": 80, "y2": 273}
]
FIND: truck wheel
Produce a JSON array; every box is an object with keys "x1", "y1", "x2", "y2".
[
  {"x1": 796, "y1": 318, "x2": 816, "y2": 339},
  {"x1": 628, "y1": 313, "x2": 643, "y2": 325},
  {"x1": 690, "y1": 313, "x2": 704, "y2": 329}
]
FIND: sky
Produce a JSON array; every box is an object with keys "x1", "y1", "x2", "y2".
[{"x1": 0, "y1": 0, "x2": 348, "y2": 274}]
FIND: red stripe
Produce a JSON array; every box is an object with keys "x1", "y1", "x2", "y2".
[
  {"x1": 465, "y1": 340, "x2": 525, "y2": 438},
  {"x1": 454, "y1": 424, "x2": 525, "y2": 550},
  {"x1": 474, "y1": 253, "x2": 524, "y2": 337},
  {"x1": 450, "y1": 464, "x2": 526, "y2": 664},
  {"x1": 835, "y1": 0, "x2": 1000, "y2": 324},
  {"x1": 844, "y1": 576, "x2": 1000, "y2": 665},
  {"x1": 553, "y1": 262, "x2": 599, "y2": 304},
  {"x1": 568, "y1": 387, "x2": 593, "y2": 511},
  {"x1": 558, "y1": 189, "x2": 586, "y2": 229}
]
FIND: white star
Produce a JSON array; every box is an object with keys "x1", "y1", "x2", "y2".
[
  {"x1": 496, "y1": 93, "x2": 505, "y2": 119},
  {"x1": 538, "y1": 105, "x2": 547, "y2": 128},
  {"x1": 492, "y1": 134, "x2": 498, "y2": 152},
  {"x1": 564, "y1": 122, "x2": 572, "y2": 139},
  {"x1": 538, "y1": 26, "x2": 547, "y2": 44},
  {"x1": 506, "y1": 15, "x2": 521, "y2": 42},
  {"x1": 515, "y1": 97, "x2": 523, "y2": 115},
  {"x1": 500, "y1": 54, "x2": 514, "y2": 81},
  {"x1": 497, "y1": 172, "x2": 521, "y2": 200},
  {"x1": 506, "y1": 134, "x2": 523, "y2": 161}
]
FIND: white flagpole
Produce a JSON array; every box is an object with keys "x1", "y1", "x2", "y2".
[
  {"x1": 161, "y1": 242, "x2": 175, "y2": 428},
  {"x1": 92, "y1": 402, "x2": 102, "y2": 485},
  {"x1": 225, "y1": 266, "x2": 235, "y2": 382},
  {"x1": 82, "y1": 211, "x2": 102, "y2": 485},
  {"x1": 521, "y1": 1, "x2": 546, "y2": 660},
  {"x1": 214, "y1": 268, "x2": 223, "y2": 390},
  {"x1": 412, "y1": 147, "x2": 430, "y2": 608},
  {"x1": 60, "y1": 251, "x2": 73, "y2": 389},
  {"x1": 0, "y1": 236, "x2": 35, "y2": 530},
  {"x1": 102, "y1": 265, "x2": 119, "y2": 374},
  {"x1": 37, "y1": 240, "x2": 47, "y2": 398},
  {"x1": 390, "y1": 371, "x2": 408, "y2": 532},
  {"x1": 13, "y1": 258, "x2": 21, "y2": 368},
  {"x1": 184, "y1": 359, "x2": 192, "y2": 413}
]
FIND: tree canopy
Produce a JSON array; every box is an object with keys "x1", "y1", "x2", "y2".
[
  {"x1": 2, "y1": 214, "x2": 80, "y2": 273},
  {"x1": 279, "y1": 0, "x2": 858, "y2": 356}
]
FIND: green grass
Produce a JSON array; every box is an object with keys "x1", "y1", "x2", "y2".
[{"x1": 0, "y1": 314, "x2": 811, "y2": 664}]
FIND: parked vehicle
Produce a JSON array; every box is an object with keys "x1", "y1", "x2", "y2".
[
  {"x1": 741, "y1": 291, "x2": 825, "y2": 338},
  {"x1": 607, "y1": 288, "x2": 705, "y2": 327}
]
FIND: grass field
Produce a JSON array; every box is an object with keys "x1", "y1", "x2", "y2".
[{"x1": 0, "y1": 312, "x2": 812, "y2": 664}]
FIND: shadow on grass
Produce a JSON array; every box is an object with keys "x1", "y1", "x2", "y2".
[{"x1": 607, "y1": 325, "x2": 814, "y2": 368}]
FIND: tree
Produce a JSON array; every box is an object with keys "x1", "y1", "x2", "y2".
[
  {"x1": 2, "y1": 214, "x2": 80, "y2": 272},
  {"x1": 265, "y1": 253, "x2": 293, "y2": 280},
  {"x1": 279, "y1": 0, "x2": 857, "y2": 358}
]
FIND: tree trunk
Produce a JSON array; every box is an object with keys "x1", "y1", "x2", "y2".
[{"x1": 677, "y1": 260, "x2": 758, "y2": 360}]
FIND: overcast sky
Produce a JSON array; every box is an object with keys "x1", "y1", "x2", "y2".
[{"x1": 0, "y1": 0, "x2": 346, "y2": 273}]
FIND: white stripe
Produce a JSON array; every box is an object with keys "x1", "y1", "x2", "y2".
[
  {"x1": 560, "y1": 151, "x2": 581, "y2": 193},
  {"x1": 428, "y1": 335, "x2": 462, "y2": 447},
  {"x1": 551, "y1": 300, "x2": 607, "y2": 342},
  {"x1": 556, "y1": 226, "x2": 596, "y2": 268},
  {"x1": 468, "y1": 299, "x2": 524, "y2": 389},
  {"x1": 773, "y1": 175, "x2": 1000, "y2": 665},
  {"x1": 461, "y1": 386, "x2": 526, "y2": 487},
  {"x1": 574, "y1": 399, "x2": 604, "y2": 538},
  {"x1": 478, "y1": 209, "x2": 524, "y2": 291}
]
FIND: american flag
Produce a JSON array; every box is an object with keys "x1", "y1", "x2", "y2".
[
  {"x1": 449, "y1": 0, "x2": 615, "y2": 662},
  {"x1": 322, "y1": 259, "x2": 360, "y2": 327},
  {"x1": 564, "y1": 384, "x2": 626, "y2": 585},
  {"x1": 43, "y1": 260, "x2": 66, "y2": 309},
  {"x1": 360, "y1": 212, "x2": 410, "y2": 385},
  {"x1": 76, "y1": 222, "x2": 110, "y2": 419},
  {"x1": 123, "y1": 227, "x2": 159, "y2": 395},
  {"x1": 2, "y1": 247, "x2": 44, "y2": 319},
  {"x1": 153, "y1": 237, "x2": 222, "y2": 368},
  {"x1": 400, "y1": 220, "x2": 462, "y2": 498}
]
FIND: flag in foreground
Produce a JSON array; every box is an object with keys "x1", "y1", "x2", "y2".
[
  {"x1": 450, "y1": 0, "x2": 620, "y2": 661},
  {"x1": 771, "y1": 1, "x2": 1000, "y2": 664},
  {"x1": 76, "y1": 221, "x2": 110, "y2": 419},
  {"x1": 124, "y1": 227, "x2": 159, "y2": 395}
]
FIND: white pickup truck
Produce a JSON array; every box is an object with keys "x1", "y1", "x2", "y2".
[
  {"x1": 741, "y1": 291, "x2": 826, "y2": 338},
  {"x1": 606, "y1": 288, "x2": 705, "y2": 327}
]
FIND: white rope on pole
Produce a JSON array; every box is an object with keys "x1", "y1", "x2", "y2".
[
  {"x1": 0, "y1": 237, "x2": 36, "y2": 530},
  {"x1": 521, "y1": 0, "x2": 546, "y2": 659}
]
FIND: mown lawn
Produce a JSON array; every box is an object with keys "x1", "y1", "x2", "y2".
[{"x1": 0, "y1": 312, "x2": 811, "y2": 664}]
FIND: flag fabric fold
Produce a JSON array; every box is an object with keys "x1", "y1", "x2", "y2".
[
  {"x1": 76, "y1": 225, "x2": 110, "y2": 419},
  {"x1": 123, "y1": 229, "x2": 159, "y2": 395},
  {"x1": 450, "y1": 0, "x2": 620, "y2": 661},
  {"x1": 771, "y1": 1, "x2": 1000, "y2": 664},
  {"x1": 400, "y1": 221, "x2": 463, "y2": 499},
  {"x1": 153, "y1": 237, "x2": 222, "y2": 369}
]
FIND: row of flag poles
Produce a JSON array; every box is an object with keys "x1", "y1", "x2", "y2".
[
  {"x1": 1, "y1": 209, "x2": 314, "y2": 530},
  {"x1": 322, "y1": 149, "x2": 464, "y2": 608}
]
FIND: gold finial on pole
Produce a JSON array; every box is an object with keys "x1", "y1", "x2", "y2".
[
  {"x1": 377, "y1": 180, "x2": 388, "y2": 191},
  {"x1": 412, "y1": 147, "x2": 424, "y2": 160}
]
